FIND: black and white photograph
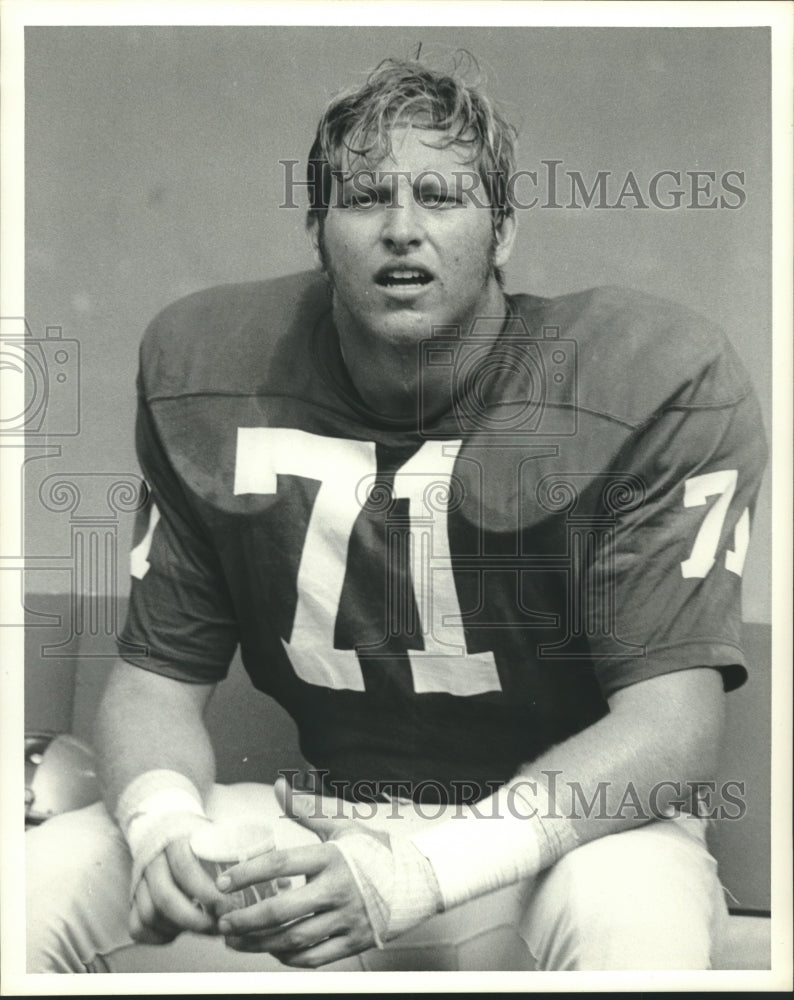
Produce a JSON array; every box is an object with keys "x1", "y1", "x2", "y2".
[{"x1": 2, "y1": 1, "x2": 791, "y2": 993}]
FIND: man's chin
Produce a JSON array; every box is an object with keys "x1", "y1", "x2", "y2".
[{"x1": 357, "y1": 310, "x2": 439, "y2": 345}]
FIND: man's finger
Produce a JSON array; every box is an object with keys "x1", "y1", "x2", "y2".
[
  {"x1": 217, "y1": 875, "x2": 343, "y2": 936},
  {"x1": 166, "y1": 838, "x2": 227, "y2": 907},
  {"x1": 218, "y1": 843, "x2": 333, "y2": 891},
  {"x1": 224, "y1": 909, "x2": 346, "y2": 955},
  {"x1": 144, "y1": 851, "x2": 218, "y2": 934},
  {"x1": 130, "y1": 877, "x2": 180, "y2": 944},
  {"x1": 129, "y1": 906, "x2": 178, "y2": 945},
  {"x1": 278, "y1": 933, "x2": 368, "y2": 969}
]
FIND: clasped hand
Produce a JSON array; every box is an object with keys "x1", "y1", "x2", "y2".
[{"x1": 130, "y1": 777, "x2": 401, "y2": 967}]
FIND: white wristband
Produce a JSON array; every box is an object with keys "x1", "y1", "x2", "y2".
[
  {"x1": 115, "y1": 770, "x2": 210, "y2": 895},
  {"x1": 409, "y1": 778, "x2": 579, "y2": 910}
]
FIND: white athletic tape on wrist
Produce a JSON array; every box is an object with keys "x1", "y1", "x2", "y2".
[
  {"x1": 409, "y1": 778, "x2": 580, "y2": 911},
  {"x1": 332, "y1": 833, "x2": 443, "y2": 948},
  {"x1": 115, "y1": 770, "x2": 209, "y2": 896}
]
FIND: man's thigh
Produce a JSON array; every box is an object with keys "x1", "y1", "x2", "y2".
[
  {"x1": 26, "y1": 785, "x2": 303, "y2": 974},
  {"x1": 27, "y1": 800, "x2": 133, "y2": 972},
  {"x1": 523, "y1": 815, "x2": 728, "y2": 970}
]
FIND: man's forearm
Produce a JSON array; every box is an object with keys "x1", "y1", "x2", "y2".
[
  {"x1": 410, "y1": 666, "x2": 725, "y2": 911},
  {"x1": 514, "y1": 666, "x2": 726, "y2": 844},
  {"x1": 94, "y1": 659, "x2": 217, "y2": 815}
]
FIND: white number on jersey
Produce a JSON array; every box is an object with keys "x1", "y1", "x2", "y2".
[
  {"x1": 234, "y1": 428, "x2": 501, "y2": 695},
  {"x1": 130, "y1": 500, "x2": 161, "y2": 580},
  {"x1": 392, "y1": 440, "x2": 500, "y2": 695},
  {"x1": 680, "y1": 469, "x2": 749, "y2": 578}
]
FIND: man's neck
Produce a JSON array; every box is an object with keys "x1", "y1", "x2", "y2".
[{"x1": 334, "y1": 283, "x2": 509, "y2": 425}]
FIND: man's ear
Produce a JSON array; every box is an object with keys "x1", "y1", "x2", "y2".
[{"x1": 493, "y1": 212, "x2": 517, "y2": 270}]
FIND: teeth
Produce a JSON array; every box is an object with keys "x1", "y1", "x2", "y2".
[{"x1": 381, "y1": 269, "x2": 430, "y2": 284}]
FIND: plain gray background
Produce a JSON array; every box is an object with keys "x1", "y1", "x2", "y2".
[{"x1": 24, "y1": 25, "x2": 771, "y2": 618}]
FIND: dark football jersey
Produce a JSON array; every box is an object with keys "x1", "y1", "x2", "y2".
[{"x1": 120, "y1": 271, "x2": 767, "y2": 802}]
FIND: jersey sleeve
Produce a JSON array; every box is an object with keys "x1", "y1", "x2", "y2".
[
  {"x1": 118, "y1": 388, "x2": 239, "y2": 683},
  {"x1": 585, "y1": 380, "x2": 767, "y2": 697}
]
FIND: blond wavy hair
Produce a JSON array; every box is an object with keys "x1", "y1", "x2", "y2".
[{"x1": 306, "y1": 54, "x2": 517, "y2": 231}]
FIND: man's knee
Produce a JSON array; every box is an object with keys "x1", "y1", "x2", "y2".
[
  {"x1": 26, "y1": 802, "x2": 132, "y2": 972},
  {"x1": 524, "y1": 821, "x2": 726, "y2": 970}
]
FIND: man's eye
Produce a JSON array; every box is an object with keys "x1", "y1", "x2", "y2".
[
  {"x1": 416, "y1": 191, "x2": 462, "y2": 208},
  {"x1": 348, "y1": 187, "x2": 393, "y2": 209}
]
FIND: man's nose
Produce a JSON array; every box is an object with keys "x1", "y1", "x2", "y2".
[{"x1": 380, "y1": 195, "x2": 424, "y2": 250}]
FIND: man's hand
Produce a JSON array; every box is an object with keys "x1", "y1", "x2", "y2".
[
  {"x1": 213, "y1": 778, "x2": 440, "y2": 967},
  {"x1": 218, "y1": 838, "x2": 377, "y2": 966},
  {"x1": 129, "y1": 837, "x2": 227, "y2": 944}
]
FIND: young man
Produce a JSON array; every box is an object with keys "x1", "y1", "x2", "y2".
[{"x1": 27, "y1": 57, "x2": 766, "y2": 973}]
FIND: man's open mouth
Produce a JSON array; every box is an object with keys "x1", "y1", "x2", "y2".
[{"x1": 375, "y1": 266, "x2": 434, "y2": 288}]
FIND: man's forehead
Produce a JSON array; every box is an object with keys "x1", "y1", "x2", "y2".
[{"x1": 334, "y1": 124, "x2": 477, "y2": 180}]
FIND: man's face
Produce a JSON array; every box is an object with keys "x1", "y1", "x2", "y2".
[{"x1": 314, "y1": 127, "x2": 516, "y2": 346}]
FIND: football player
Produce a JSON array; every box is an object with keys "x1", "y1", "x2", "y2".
[{"x1": 27, "y1": 56, "x2": 766, "y2": 973}]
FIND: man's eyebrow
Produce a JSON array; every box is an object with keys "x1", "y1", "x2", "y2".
[
  {"x1": 336, "y1": 170, "x2": 411, "y2": 194},
  {"x1": 336, "y1": 170, "x2": 381, "y2": 188},
  {"x1": 337, "y1": 170, "x2": 453, "y2": 187}
]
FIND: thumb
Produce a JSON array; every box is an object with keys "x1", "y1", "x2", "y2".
[{"x1": 274, "y1": 774, "x2": 352, "y2": 843}]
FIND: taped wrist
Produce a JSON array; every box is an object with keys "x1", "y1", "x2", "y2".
[
  {"x1": 115, "y1": 769, "x2": 210, "y2": 897},
  {"x1": 332, "y1": 833, "x2": 443, "y2": 948},
  {"x1": 409, "y1": 778, "x2": 580, "y2": 910}
]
